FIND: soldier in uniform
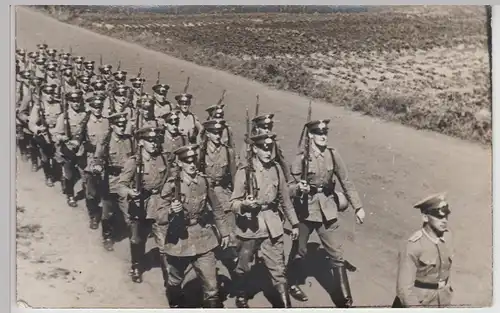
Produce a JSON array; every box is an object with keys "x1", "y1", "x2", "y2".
[
  {"x1": 45, "y1": 62, "x2": 61, "y2": 86},
  {"x1": 238, "y1": 113, "x2": 292, "y2": 183},
  {"x1": 36, "y1": 43, "x2": 48, "y2": 57},
  {"x1": 129, "y1": 77, "x2": 145, "y2": 108},
  {"x1": 46, "y1": 48, "x2": 57, "y2": 62},
  {"x1": 205, "y1": 104, "x2": 234, "y2": 148},
  {"x1": 27, "y1": 51, "x2": 39, "y2": 72},
  {"x1": 112, "y1": 70, "x2": 128, "y2": 88},
  {"x1": 286, "y1": 119, "x2": 365, "y2": 307},
  {"x1": 91, "y1": 79, "x2": 108, "y2": 98},
  {"x1": 197, "y1": 119, "x2": 238, "y2": 276},
  {"x1": 59, "y1": 52, "x2": 72, "y2": 67},
  {"x1": 77, "y1": 75, "x2": 94, "y2": 103},
  {"x1": 104, "y1": 85, "x2": 135, "y2": 135},
  {"x1": 81, "y1": 95, "x2": 110, "y2": 229},
  {"x1": 16, "y1": 70, "x2": 34, "y2": 159},
  {"x1": 174, "y1": 93, "x2": 203, "y2": 144},
  {"x1": 61, "y1": 67, "x2": 79, "y2": 93},
  {"x1": 230, "y1": 132, "x2": 299, "y2": 308},
  {"x1": 159, "y1": 111, "x2": 188, "y2": 157},
  {"x1": 82, "y1": 60, "x2": 96, "y2": 79},
  {"x1": 392, "y1": 193, "x2": 454, "y2": 308},
  {"x1": 53, "y1": 90, "x2": 91, "y2": 207},
  {"x1": 28, "y1": 84, "x2": 63, "y2": 187},
  {"x1": 135, "y1": 95, "x2": 159, "y2": 129},
  {"x1": 117, "y1": 126, "x2": 171, "y2": 283},
  {"x1": 98, "y1": 64, "x2": 113, "y2": 84},
  {"x1": 159, "y1": 144, "x2": 230, "y2": 308},
  {"x1": 33, "y1": 56, "x2": 47, "y2": 80},
  {"x1": 17, "y1": 76, "x2": 45, "y2": 171},
  {"x1": 152, "y1": 83, "x2": 173, "y2": 121},
  {"x1": 16, "y1": 48, "x2": 27, "y2": 73},
  {"x1": 91, "y1": 112, "x2": 135, "y2": 251},
  {"x1": 72, "y1": 56, "x2": 85, "y2": 77}
]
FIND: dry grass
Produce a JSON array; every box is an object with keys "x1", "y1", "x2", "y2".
[{"x1": 34, "y1": 5, "x2": 491, "y2": 144}]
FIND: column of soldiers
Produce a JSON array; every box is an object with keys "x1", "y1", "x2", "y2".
[{"x1": 15, "y1": 43, "x2": 455, "y2": 308}]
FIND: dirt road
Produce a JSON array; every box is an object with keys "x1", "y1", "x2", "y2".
[{"x1": 15, "y1": 6, "x2": 492, "y2": 308}]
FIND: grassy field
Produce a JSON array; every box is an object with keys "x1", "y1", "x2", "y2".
[{"x1": 32, "y1": 5, "x2": 491, "y2": 144}]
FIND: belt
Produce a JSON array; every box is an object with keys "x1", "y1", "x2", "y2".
[
  {"x1": 260, "y1": 202, "x2": 278, "y2": 212},
  {"x1": 309, "y1": 183, "x2": 334, "y2": 196},
  {"x1": 414, "y1": 278, "x2": 448, "y2": 290},
  {"x1": 107, "y1": 165, "x2": 123, "y2": 176}
]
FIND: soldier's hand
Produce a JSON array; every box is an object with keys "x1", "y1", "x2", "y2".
[
  {"x1": 242, "y1": 198, "x2": 260, "y2": 211},
  {"x1": 297, "y1": 180, "x2": 310, "y2": 193},
  {"x1": 220, "y1": 236, "x2": 229, "y2": 249},
  {"x1": 92, "y1": 164, "x2": 103, "y2": 174},
  {"x1": 128, "y1": 188, "x2": 140, "y2": 198},
  {"x1": 355, "y1": 208, "x2": 365, "y2": 224},
  {"x1": 171, "y1": 200, "x2": 183, "y2": 214},
  {"x1": 60, "y1": 135, "x2": 69, "y2": 142},
  {"x1": 291, "y1": 226, "x2": 299, "y2": 241},
  {"x1": 69, "y1": 139, "x2": 79, "y2": 146}
]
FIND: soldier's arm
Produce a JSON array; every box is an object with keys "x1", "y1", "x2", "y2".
[
  {"x1": 229, "y1": 168, "x2": 247, "y2": 214},
  {"x1": 27, "y1": 105, "x2": 42, "y2": 134},
  {"x1": 331, "y1": 148, "x2": 363, "y2": 211},
  {"x1": 288, "y1": 154, "x2": 303, "y2": 197},
  {"x1": 93, "y1": 128, "x2": 111, "y2": 165},
  {"x1": 396, "y1": 242, "x2": 421, "y2": 307},
  {"x1": 276, "y1": 142, "x2": 293, "y2": 183},
  {"x1": 276, "y1": 165, "x2": 299, "y2": 227},
  {"x1": 117, "y1": 157, "x2": 136, "y2": 199},
  {"x1": 207, "y1": 180, "x2": 229, "y2": 237},
  {"x1": 52, "y1": 113, "x2": 66, "y2": 142},
  {"x1": 17, "y1": 98, "x2": 31, "y2": 122}
]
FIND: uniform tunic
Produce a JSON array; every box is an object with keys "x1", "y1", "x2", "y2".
[
  {"x1": 53, "y1": 108, "x2": 90, "y2": 163},
  {"x1": 394, "y1": 228, "x2": 454, "y2": 307},
  {"x1": 178, "y1": 111, "x2": 203, "y2": 144}
]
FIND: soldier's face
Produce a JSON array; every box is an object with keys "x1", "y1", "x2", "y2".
[
  {"x1": 115, "y1": 95, "x2": 127, "y2": 105},
  {"x1": 425, "y1": 212, "x2": 449, "y2": 234},
  {"x1": 142, "y1": 139, "x2": 159, "y2": 154},
  {"x1": 207, "y1": 130, "x2": 222, "y2": 144},
  {"x1": 179, "y1": 103, "x2": 190, "y2": 113},
  {"x1": 179, "y1": 158, "x2": 198, "y2": 176},
  {"x1": 155, "y1": 93, "x2": 165, "y2": 103},
  {"x1": 166, "y1": 120, "x2": 179, "y2": 135},
  {"x1": 91, "y1": 106, "x2": 103, "y2": 118},
  {"x1": 310, "y1": 130, "x2": 328, "y2": 147},
  {"x1": 253, "y1": 145, "x2": 273, "y2": 164},
  {"x1": 257, "y1": 125, "x2": 272, "y2": 134},
  {"x1": 113, "y1": 124, "x2": 126, "y2": 136},
  {"x1": 44, "y1": 93, "x2": 54, "y2": 102},
  {"x1": 69, "y1": 100, "x2": 82, "y2": 111},
  {"x1": 47, "y1": 70, "x2": 57, "y2": 78}
]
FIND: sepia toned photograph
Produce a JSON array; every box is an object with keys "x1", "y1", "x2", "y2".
[{"x1": 14, "y1": 4, "x2": 492, "y2": 309}]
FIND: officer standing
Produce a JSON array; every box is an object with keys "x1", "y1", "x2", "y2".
[
  {"x1": 392, "y1": 193, "x2": 454, "y2": 308},
  {"x1": 174, "y1": 93, "x2": 203, "y2": 144},
  {"x1": 286, "y1": 119, "x2": 365, "y2": 308},
  {"x1": 230, "y1": 132, "x2": 299, "y2": 308},
  {"x1": 91, "y1": 112, "x2": 135, "y2": 251},
  {"x1": 117, "y1": 126, "x2": 171, "y2": 283},
  {"x1": 160, "y1": 144, "x2": 230, "y2": 308}
]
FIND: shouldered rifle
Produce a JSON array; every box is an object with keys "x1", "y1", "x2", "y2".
[
  {"x1": 117, "y1": 60, "x2": 121, "y2": 71},
  {"x1": 183, "y1": 77, "x2": 190, "y2": 93},
  {"x1": 134, "y1": 81, "x2": 144, "y2": 131},
  {"x1": 217, "y1": 89, "x2": 226, "y2": 106},
  {"x1": 245, "y1": 107, "x2": 255, "y2": 200},
  {"x1": 35, "y1": 85, "x2": 54, "y2": 145},
  {"x1": 254, "y1": 94, "x2": 260, "y2": 118},
  {"x1": 197, "y1": 131, "x2": 208, "y2": 174},
  {"x1": 130, "y1": 132, "x2": 145, "y2": 219},
  {"x1": 137, "y1": 67, "x2": 143, "y2": 78},
  {"x1": 156, "y1": 71, "x2": 160, "y2": 85},
  {"x1": 299, "y1": 100, "x2": 312, "y2": 203}
]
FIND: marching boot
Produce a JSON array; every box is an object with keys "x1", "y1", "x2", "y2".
[
  {"x1": 159, "y1": 253, "x2": 169, "y2": 289},
  {"x1": 287, "y1": 258, "x2": 308, "y2": 302},
  {"x1": 271, "y1": 283, "x2": 292, "y2": 308},
  {"x1": 42, "y1": 162, "x2": 54, "y2": 187},
  {"x1": 331, "y1": 265, "x2": 353, "y2": 308},
  {"x1": 129, "y1": 243, "x2": 144, "y2": 283},
  {"x1": 166, "y1": 284, "x2": 184, "y2": 308},
  {"x1": 101, "y1": 219, "x2": 114, "y2": 251},
  {"x1": 29, "y1": 143, "x2": 38, "y2": 172},
  {"x1": 203, "y1": 296, "x2": 223, "y2": 308},
  {"x1": 86, "y1": 198, "x2": 100, "y2": 230},
  {"x1": 233, "y1": 272, "x2": 249, "y2": 308},
  {"x1": 64, "y1": 179, "x2": 77, "y2": 207}
]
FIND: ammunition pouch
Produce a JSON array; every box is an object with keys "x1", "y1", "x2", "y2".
[
  {"x1": 106, "y1": 165, "x2": 123, "y2": 177},
  {"x1": 309, "y1": 182, "x2": 335, "y2": 197}
]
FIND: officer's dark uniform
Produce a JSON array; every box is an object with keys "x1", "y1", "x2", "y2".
[
  {"x1": 91, "y1": 111, "x2": 135, "y2": 251},
  {"x1": 393, "y1": 193, "x2": 454, "y2": 308},
  {"x1": 286, "y1": 119, "x2": 364, "y2": 308},
  {"x1": 160, "y1": 144, "x2": 230, "y2": 308}
]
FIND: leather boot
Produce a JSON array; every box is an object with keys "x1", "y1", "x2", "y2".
[
  {"x1": 287, "y1": 258, "x2": 308, "y2": 302},
  {"x1": 64, "y1": 179, "x2": 77, "y2": 207},
  {"x1": 129, "y1": 242, "x2": 144, "y2": 283},
  {"x1": 203, "y1": 296, "x2": 223, "y2": 308},
  {"x1": 159, "y1": 253, "x2": 169, "y2": 289},
  {"x1": 166, "y1": 284, "x2": 184, "y2": 308},
  {"x1": 233, "y1": 272, "x2": 249, "y2": 308},
  {"x1": 86, "y1": 198, "x2": 100, "y2": 230},
  {"x1": 331, "y1": 266, "x2": 353, "y2": 308},
  {"x1": 101, "y1": 219, "x2": 114, "y2": 251},
  {"x1": 42, "y1": 162, "x2": 54, "y2": 187},
  {"x1": 271, "y1": 283, "x2": 292, "y2": 308},
  {"x1": 29, "y1": 144, "x2": 38, "y2": 172}
]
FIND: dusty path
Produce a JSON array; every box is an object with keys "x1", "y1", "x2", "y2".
[{"x1": 15, "y1": 6, "x2": 492, "y2": 308}]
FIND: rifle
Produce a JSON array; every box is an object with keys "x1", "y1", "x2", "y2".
[
  {"x1": 156, "y1": 71, "x2": 160, "y2": 85},
  {"x1": 35, "y1": 85, "x2": 54, "y2": 146},
  {"x1": 130, "y1": 130, "x2": 145, "y2": 221},
  {"x1": 137, "y1": 67, "x2": 143, "y2": 78},
  {"x1": 183, "y1": 77, "x2": 190, "y2": 93},
  {"x1": 197, "y1": 131, "x2": 208, "y2": 174},
  {"x1": 217, "y1": 89, "x2": 226, "y2": 106},
  {"x1": 134, "y1": 83, "x2": 144, "y2": 131},
  {"x1": 254, "y1": 94, "x2": 260, "y2": 118},
  {"x1": 117, "y1": 60, "x2": 121, "y2": 71},
  {"x1": 298, "y1": 100, "x2": 313, "y2": 204},
  {"x1": 244, "y1": 107, "x2": 255, "y2": 201}
]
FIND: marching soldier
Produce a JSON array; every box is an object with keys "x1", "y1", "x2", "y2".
[
  {"x1": 16, "y1": 70, "x2": 33, "y2": 158},
  {"x1": 230, "y1": 132, "x2": 299, "y2": 308},
  {"x1": 91, "y1": 112, "x2": 135, "y2": 251},
  {"x1": 117, "y1": 126, "x2": 171, "y2": 283},
  {"x1": 98, "y1": 64, "x2": 113, "y2": 85},
  {"x1": 16, "y1": 48, "x2": 27, "y2": 73},
  {"x1": 72, "y1": 56, "x2": 85, "y2": 77},
  {"x1": 159, "y1": 111, "x2": 188, "y2": 157},
  {"x1": 28, "y1": 84, "x2": 63, "y2": 187},
  {"x1": 174, "y1": 93, "x2": 203, "y2": 144},
  {"x1": 104, "y1": 85, "x2": 135, "y2": 136},
  {"x1": 17, "y1": 76, "x2": 45, "y2": 171},
  {"x1": 129, "y1": 77, "x2": 145, "y2": 108},
  {"x1": 45, "y1": 62, "x2": 61, "y2": 86},
  {"x1": 286, "y1": 119, "x2": 365, "y2": 308},
  {"x1": 46, "y1": 48, "x2": 57, "y2": 61},
  {"x1": 197, "y1": 119, "x2": 238, "y2": 274},
  {"x1": 53, "y1": 90, "x2": 91, "y2": 207},
  {"x1": 59, "y1": 52, "x2": 72, "y2": 66},
  {"x1": 112, "y1": 70, "x2": 128, "y2": 87},
  {"x1": 27, "y1": 51, "x2": 39, "y2": 72},
  {"x1": 152, "y1": 83, "x2": 173, "y2": 121},
  {"x1": 61, "y1": 67, "x2": 79, "y2": 93},
  {"x1": 91, "y1": 79, "x2": 108, "y2": 98},
  {"x1": 82, "y1": 60, "x2": 96, "y2": 79},
  {"x1": 238, "y1": 113, "x2": 292, "y2": 183},
  {"x1": 205, "y1": 103, "x2": 234, "y2": 148},
  {"x1": 33, "y1": 56, "x2": 47, "y2": 79},
  {"x1": 77, "y1": 75, "x2": 94, "y2": 103},
  {"x1": 159, "y1": 144, "x2": 230, "y2": 308},
  {"x1": 392, "y1": 193, "x2": 454, "y2": 308},
  {"x1": 36, "y1": 43, "x2": 48, "y2": 57},
  {"x1": 81, "y1": 95, "x2": 110, "y2": 229}
]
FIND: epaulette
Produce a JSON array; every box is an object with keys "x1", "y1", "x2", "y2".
[{"x1": 408, "y1": 230, "x2": 423, "y2": 243}]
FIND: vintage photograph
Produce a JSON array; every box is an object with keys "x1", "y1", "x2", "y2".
[{"x1": 14, "y1": 4, "x2": 492, "y2": 308}]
